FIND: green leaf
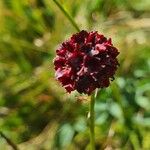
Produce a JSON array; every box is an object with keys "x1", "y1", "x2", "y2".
[
  {"x1": 74, "y1": 117, "x2": 86, "y2": 132},
  {"x1": 95, "y1": 112, "x2": 108, "y2": 125},
  {"x1": 59, "y1": 123, "x2": 74, "y2": 147},
  {"x1": 109, "y1": 102, "x2": 123, "y2": 121}
]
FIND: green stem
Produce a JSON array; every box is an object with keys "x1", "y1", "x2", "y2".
[
  {"x1": 0, "y1": 131, "x2": 19, "y2": 150},
  {"x1": 89, "y1": 89, "x2": 98, "y2": 150},
  {"x1": 53, "y1": 0, "x2": 80, "y2": 32}
]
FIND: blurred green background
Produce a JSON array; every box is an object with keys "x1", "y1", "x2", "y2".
[{"x1": 0, "y1": 0, "x2": 150, "y2": 149}]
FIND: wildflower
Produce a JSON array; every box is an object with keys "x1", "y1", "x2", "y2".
[{"x1": 54, "y1": 30, "x2": 119, "y2": 94}]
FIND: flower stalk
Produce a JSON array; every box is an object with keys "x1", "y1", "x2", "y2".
[
  {"x1": 89, "y1": 89, "x2": 98, "y2": 150},
  {"x1": 53, "y1": 0, "x2": 80, "y2": 32},
  {"x1": 89, "y1": 93, "x2": 95, "y2": 150}
]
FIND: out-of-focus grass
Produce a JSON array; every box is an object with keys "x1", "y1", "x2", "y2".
[{"x1": 0, "y1": 0, "x2": 150, "y2": 149}]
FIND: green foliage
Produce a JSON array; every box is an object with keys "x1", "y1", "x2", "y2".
[{"x1": 0, "y1": 0, "x2": 150, "y2": 149}]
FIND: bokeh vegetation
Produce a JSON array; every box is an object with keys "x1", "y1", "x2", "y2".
[{"x1": 0, "y1": 0, "x2": 150, "y2": 149}]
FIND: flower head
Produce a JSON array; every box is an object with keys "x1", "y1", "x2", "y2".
[{"x1": 54, "y1": 30, "x2": 119, "y2": 95}]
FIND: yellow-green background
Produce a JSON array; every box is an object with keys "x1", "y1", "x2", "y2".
[{"x1": 0, "y1": 0, "x2": 150, "y2": 149}]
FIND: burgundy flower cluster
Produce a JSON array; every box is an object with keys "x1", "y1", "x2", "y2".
[{"x1": 54, "y1": 30, "x2": 119, "y2": 95}]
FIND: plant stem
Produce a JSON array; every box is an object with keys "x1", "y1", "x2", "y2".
[
  {"x1": 89, "y1": 89, "x2": 98, "y2": 150},
  {"x1": 53, "y1": 0, "x2": 80, "y2": 32},
  {"x1": 0, "y1": 131, "x2": 19, "y2": 150}
]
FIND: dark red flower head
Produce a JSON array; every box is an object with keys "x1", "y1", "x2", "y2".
[{"x1": 54, "y1": 30, "x2": 119, "y2": 95}]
